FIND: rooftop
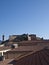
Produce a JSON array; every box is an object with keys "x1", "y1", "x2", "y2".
[
  {"x1": 0, "y1": 46, "x2": 11, "y2": 51},
  {"x1": 8, "y1": 45, "x2": 45, "y2": 52},
  {"x1": 0, "y1": 59, "x2": 14, "y2": 65},
  {"x1": 15, "y1": 49, "x2": 49, "y2": 65}
]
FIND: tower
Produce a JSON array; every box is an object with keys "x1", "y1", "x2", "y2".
[
  {"x1": 27, "y1": 34, "x2": 31, "y2": 41},
  {"x1": 2, "y1": 35, "x2": 4, "y2": 41}
]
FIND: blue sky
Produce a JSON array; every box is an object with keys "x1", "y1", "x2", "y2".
[{"x1": 0, "y1": 0, "x2": 49, "y2": 40}]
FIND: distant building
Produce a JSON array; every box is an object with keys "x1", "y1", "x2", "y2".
[
  {"x1": 9, "y1": 35, "x2": 17, "y2": 41},
  {"x1": 29, "y1": 34, "x2": 36, "y2": 40},
  {"x1": 9, "y1": 34, "x2": 36, "y2": 41}
]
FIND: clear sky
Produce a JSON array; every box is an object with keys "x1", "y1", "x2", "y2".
[{"x1": 0, "y1": 0, "x2": 49, "y2": 40}]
